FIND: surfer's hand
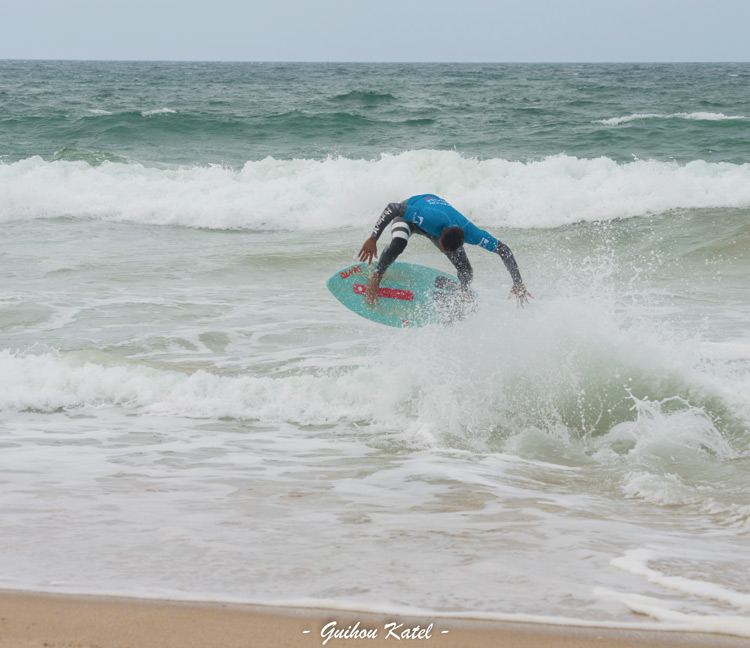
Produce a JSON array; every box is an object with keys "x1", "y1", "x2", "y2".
[
  {"x1": 509, "y1": 283, "x2": 533, "y2": 308},
  {"x1": 358, "y1": 237, "x2": 378, "y2": 265},
  {"x1": 365, "y1": 272, "x2": 382, "y2": 305},
  {"x1": 459, "y1": 287, "x2": 478, "y2": 316}
]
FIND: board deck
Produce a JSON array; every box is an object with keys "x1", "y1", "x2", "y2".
[{"x1": 327, "y1": 262, "x2": 477, "y2": 327}]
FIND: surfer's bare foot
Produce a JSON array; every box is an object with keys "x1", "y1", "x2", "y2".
[{"x1": 365, "y1": 273, "x2": 382, "y2": 305}]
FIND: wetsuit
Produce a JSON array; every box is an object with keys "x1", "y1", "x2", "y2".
[{"x1": 371, "y1": 194, "x2": 523, "y2": 288}]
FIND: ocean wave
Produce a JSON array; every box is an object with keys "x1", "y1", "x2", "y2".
[
  {"x1": 0, "y1": 350, "x2": 374, "y2": 425},
  {"x1": 264, "y1": 109, "x2": 379, "y2": 131},
  {"x1": 2, "y1": 290, "x2": 748, "y2": 526},
  {"x1": 595, "y1": 586, "x2": 750, "y2": 638},
  {"x1": 82, "y1": 108, "x2": 177, "y2": 118},
  {"x1": 612, "y1": 548, "x2": 750, "y2": 608},
  {"x1": 140, "y1": 108, "x2": 177, "y2": 117},
  {"x1": 596, "y1": 547, "x2": 750, "y2": 637},
  {"x1": 2, "y1": 294, "x2": 746, "y2": 438},
  {"x1": 49, "y1": 147, "x2": 131, "y2": 166},
  {"x1": 329, "y1": 90, "x2": 397, "y2": 105},
  {"x1": 2, "y1": 151, "x2": 750, "y2": 230},
  {"x1": 596, "y1": 112, "x2": 745, "y2": 126}
]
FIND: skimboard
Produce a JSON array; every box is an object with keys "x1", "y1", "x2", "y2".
[{"x1": 327, "y1": 262, "x2": 478, "y2": 327}]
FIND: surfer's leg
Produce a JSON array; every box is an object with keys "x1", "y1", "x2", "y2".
[{"x1": 375, "y1": 217, "x2": 414, "y2": 275}]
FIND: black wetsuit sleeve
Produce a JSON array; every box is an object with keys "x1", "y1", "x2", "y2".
[
  {"x1": 493, "y1": 241, "x2": 524, "y2": 285},
  {"x1": 371, "y1": 201, "x2": 406, "y2": 240},
  {"x1": 446, "y1": 247, "x2": 473, "y2": 288}
]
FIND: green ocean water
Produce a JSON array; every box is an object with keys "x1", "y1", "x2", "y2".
[
  {"x1": 2, "y1": 61, "x2": 750, "y2": 165},
  {"x1": 1, "y1": 62, "x2": 750, "y2": 634}
]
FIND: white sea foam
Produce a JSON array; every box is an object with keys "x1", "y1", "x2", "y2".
[
  {"x1": 141, "y1": 108, "x2": 177, "y2": 116},
  {"x1": 597, "y1": 112, "x2": 745, "y2": 125},
  {"x1": 2, "y1": 294, "x2": 746, "y2": 447},
  {"x1": 595, "y1": 588, "x2": 750, "y2": 637},
  {"x1": 597, "y1": 547, "x2": 750, "y2": 637},
  {"x1": 0, "y1": 349, "x2": 378, "y2": 425},
  {"x1": 2, "y1": 152, "x2": 750, "y2": 231},
  {"x1": 612, "y1": 549, "x2": 750, "y2": 609},
  {"x1": 2, "y1": 298, "x2": 749, "y2": 631}
]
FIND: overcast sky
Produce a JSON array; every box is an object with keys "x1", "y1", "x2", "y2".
[{"x1": 2, "y1": 0, "x2": 749, "y2": 62}]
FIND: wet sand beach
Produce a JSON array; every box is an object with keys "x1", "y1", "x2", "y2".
[{"x1": 2, "y1": 590, "x2": 748, "y2": 648}]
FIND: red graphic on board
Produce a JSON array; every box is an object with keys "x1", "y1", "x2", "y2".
[
  {"x1": 340, "y1": 266, "x2": 364, "y2": 280},
  {"x1": 353, "y1": 284, "x2": 415, "y2": 301}
]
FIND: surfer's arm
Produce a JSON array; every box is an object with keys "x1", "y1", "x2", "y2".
[
  {"x1": 493, "y1": 241, "x2": 533, "y2": 307},
  {"x1": 467, "y1": 225, "x2": 532, "y2": 308},
  {"x1": 464, "y1": 223, "x2": 525, "y2": 287},
  {"x1": 359, "y1": 202, "x2": 406, "y2": 265},
  {"x1": 371, "y1": 202, "x2": 406, "y2": 240},
  {"x1": 493, "y1": 241, "x2": 523, "y2": 286},
  {"x1": 444, "y1": 246, "x2": 473, "y2": 289}
]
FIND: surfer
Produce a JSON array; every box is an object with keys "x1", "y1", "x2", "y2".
[{"x1": 358, "y1": 194, "x2": 532, "y2": 307}]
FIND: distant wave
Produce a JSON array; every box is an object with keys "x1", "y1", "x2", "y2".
[
  {"x1": 85, "y1": 108, "x2": 177, "y2": 118},
  {"x1": 15, "y1": 107, "x2": 431, "y2": 144},
  {"x1": 2, "y1": 151, "x2": 750, "y2": 230},
  {"x1": 330, "y1": 90, "x2": 397, "y2": 105},
  {"x1": 140, "y1": 108, "x2": 177, "y2": 117},
  {"x1": 49, "y1": 147, "x2": 131, "y2": 165},
  {"x1": 596, "y1": 112, "x2": 745, "y2": 125}
]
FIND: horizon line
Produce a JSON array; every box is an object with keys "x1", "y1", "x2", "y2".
[{"x1": 1, "y1": 57, "x2": 749, "y2": 65}]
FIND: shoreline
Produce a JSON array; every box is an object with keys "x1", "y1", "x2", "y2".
[{"x1": 1, "y1": 590, "x2": 748, "y2": 648}]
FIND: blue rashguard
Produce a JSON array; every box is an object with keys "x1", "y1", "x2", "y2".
[
  {"x1": 402, "y1": 195, "x2": 499, "y2": 251},
  {"x1": 370, "y1": 194, "x2": 523, "y2": 287}
]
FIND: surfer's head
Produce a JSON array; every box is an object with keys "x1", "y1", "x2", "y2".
[{"x1": 438, "y1": 226, "x2": 464, "y2": 253}]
